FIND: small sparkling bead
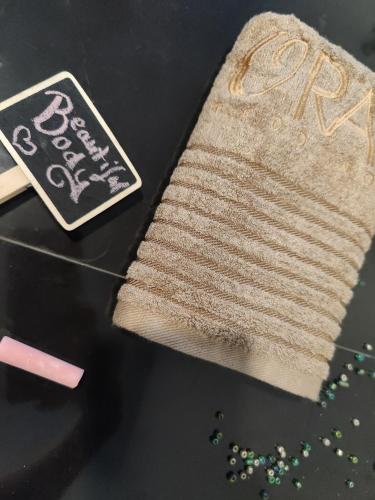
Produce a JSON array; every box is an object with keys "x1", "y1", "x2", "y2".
[
  {"x1": 346, "y1": 479, "x2": 355, "y2": 489},
  {"x1": 267, "y1": 455, "x2": 276, "y2": 464},
  {"x1": 301, "y1": 449, "x2": 310, "y2": 458},
  {"x1": 239, "y1": 471, "x2": 247, "y2": 480},
  {"x1": 277, "y1": 460, "x2": 285, "y2": 468},
  {"x1": 284, "y1": 464, "x2": 290, "y2": 472},
  {"x1": 215, "y1": 411, "x2": 224, "y2": 420},
  {"x1": 290, "y1": 456, "x2": 300, "y2": 467},
  {"x1": 247, "y1": 450, "x2": 255, "y2": 459},
  {"x1": 348, "y1": 454, "x2": 359, "y2": 464},
  {"x1": 267, "y1": 469, "x2": 275, "y2": 477},
  {"x1": 259, "y1": 490, "x2": 270, "y2": 499},
  {"x1": 231, "y1": 444, "x2": 239, "y2": 454},
  {"x1": 345, "y1": 363, "x2": 354, "y2": 371},
  {"x1": 280, "y1": 450, "x2": 286, "y2": 458},
  {"x1": 356, "y1": 368, "x2": 366, "y2": 376},
  {"x1": 253, "y1": 459, "x2": 260, "y2": 467},
  {"x1": 240, "y1": 449, "x2": 248, "y2": 459},
  {"x1": 227, "y1": 471, "x2": 237, "y2": 483},
  {"x1": 228, "y1": 456, "x2": 237, "y2": 466},
  {"x1": 292, "y1": 478, "x2": 302, "y2": 490},
  {"x1": 275, "y1": 477, "x2": 281, "y2": 486},
  {"x1": 210, "y1": 436, "x2": 220, "y2": 445},
  {"x1": 328, "y1": 381, "x2": 337, "y2": 391},
  {"x1": 321, "y1": 437, "x2": 331, "y2": 447},
  {"x1": 259, "y1": 455, "x2": 266, "y2": 466},
  {"x1": 246, "y1": 466, "x2": 254, "y2": 475},
  {"x1": 301, "y1": 442, "x2": 312, "y2": 452},
  {"x1": 363, "y1": 343, "x2": 373, "y2": 351},
  {"x1": 338, "y1": 380, "x2": 350, "y2": 388},
  {"x1": 339, "y1": 373, "x2": 348, "y2": 382},
  {"x1": 267, "y1": 476, "x2": 276, "y2": 485},
  {"x1": 368, "y1": 370, "x2": 375, "y2": 379},
  {"x1": 351, "y1": 418, "x2": 360, "y2": 427},
  {"x1": 354, "y1": 353, "x2": 365, "y2": 362},
  {"x1": 245, "y1": 458, "x2": 254, "y2": 466},
  {"x1": 276, "y1": 445, "x2": 285, "y2": 455},
  {"x1": 335, "y1": 448, "x2": 344, "y2": 457},
  {"x1": 325, "y1": 390, "x2": 335, "y2": 400},
  {"x1": 332, "y1": 429, "x2": 343, "y2": 439},
  {"x1": 319, "y1": 400, "x2": 328, "y2": 408},
  {"x1": 215, "y1": 431, "x2": 223, "y2": 440}
]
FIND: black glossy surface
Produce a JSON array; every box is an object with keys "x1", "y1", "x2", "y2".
[{"x1": 0, "y1": 1, "x2": 375, "y2": 499}]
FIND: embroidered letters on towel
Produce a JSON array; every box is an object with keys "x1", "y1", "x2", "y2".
[{"x1": 229, "y1": 31, "x2": 374, "y2": 165}]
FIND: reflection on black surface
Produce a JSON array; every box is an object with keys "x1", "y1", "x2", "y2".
[{"x1": 0, "y1": 232, "x2": 124, "y2": 499}]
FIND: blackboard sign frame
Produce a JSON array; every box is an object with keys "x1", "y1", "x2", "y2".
[
  {"x1": 0, "y1": 72, "x2": 142, "y2": 230},
  {"x1": 0, "y1": 165, "x2": 29, "y2": 204}
]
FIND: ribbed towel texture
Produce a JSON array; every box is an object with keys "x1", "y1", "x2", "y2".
[{"x1": 114, "y1": 12, "x2": 375, "y2": 400}]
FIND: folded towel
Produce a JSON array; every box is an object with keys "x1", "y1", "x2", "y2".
[{"x1": 114, "y1": 12, "x2": 375, "y2": 400}]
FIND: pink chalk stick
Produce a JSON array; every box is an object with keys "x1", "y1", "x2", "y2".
[{"x1": 0, "y1": 336, "x2": 84, "y2": 388}]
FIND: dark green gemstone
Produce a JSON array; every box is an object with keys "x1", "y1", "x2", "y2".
[
  {"x1": 259, "y1": 490, "x2": 270, "y2": 499},
  {"x1": 247, "y1": 450, "x2": 255, "y2": 459},
  {"x1": 210, "y1": 436, "x2": 220, "y2": 445},
  {"x1": 245, "y1": 458, "x2": 254, "y2": 466},
  {"x1": 354, "y1": 353, "x2": 365, "y2": 362}
]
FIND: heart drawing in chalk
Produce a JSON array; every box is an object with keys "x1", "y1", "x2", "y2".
[{"x1": 12, "y1": 125, "x2": 38, "y2": 156}]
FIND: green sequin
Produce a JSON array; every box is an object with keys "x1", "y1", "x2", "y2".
[
  {"x1": 331, "y1": 429, "x2": 343, "y2": 439},
  {"x1": 245, "y1": 458, "x2": 254, "y2": 466},
  {"x1": 275, "y1": 477, "x2": 281, "y2": 486},
  {"x1": 259, "y1": 490, "x2": 270, "y2": 499},
  {"x1": 348, "y1": 455, "x2": 359, "y2": 464},
  {"x1": 301, "y1": 442, "x2": 312, "y2": 452},
  {"x1": 325, "y1": 390, "x2": 336, "y2": 400},
  {"x1": 354, "y1": 353, "x2": 365, "y2": 362},
  {"x1": 292, "y1": 478, "x2": 302, "y2": 490},
  {"x1": 328, "y1": 382, "x2": 337, "y2": 391},
  {"x1": 290, "y1": 457, "x2": 300, "y2": 467},
  {"x1": 267, "y1": 476, "x2": 276, "y2": 485},
  {"x1": 247, "y1": 450, "x2": 255, "y2": 459},
  {"x1": 259, "y1": 455, "x2": 266, "y2": 466},
  {"x1": 346, "y1": 479, "x2": 355, "y2": 489},
  {"x1": 210, "y1": 436, "x2": 220, "y2": 445},
  {"x1": 267, "y1": 455, "x2": 276, "y2": 464}
]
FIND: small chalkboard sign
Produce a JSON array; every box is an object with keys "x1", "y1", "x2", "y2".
[{"x1": 0, "y1": 72, "x2": 141, "y2": 230}]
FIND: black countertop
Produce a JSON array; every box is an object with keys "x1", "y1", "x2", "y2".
[{"x1": 0, "y1": 1, "x2": 375, "y2": 499}]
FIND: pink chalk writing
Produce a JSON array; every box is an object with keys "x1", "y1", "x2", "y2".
[{"x1": 12, "y1": 125, "x2": 37, "y2": 156}]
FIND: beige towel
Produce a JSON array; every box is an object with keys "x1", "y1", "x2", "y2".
[{"x1": 114, "y1": 12, "x2": 375, "y2": 400}]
